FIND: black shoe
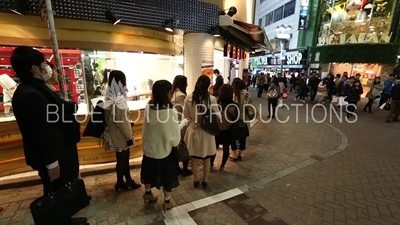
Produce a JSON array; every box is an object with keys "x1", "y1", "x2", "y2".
[
  {"x1": 114, "y1": 182, "x2": 125, "y2": 192},
  {"x1": 194, "y1": 181, "x2": 200, "y2": 188},
  {"x1": 393, "y1": 118, "x2": 399, "y2": 122},
  {"x1": 70, "y1": 217, "x2": 88, "y2": 225},
  {"x1": 125, "y1": 180, "x2": 141, "y2": 190},
  {"x1": 87, "y1": 195, "x2": 92, "y2": 202},
  {"x1": 201, "y1": 181, "x2": 208, "y2": 189},
  {"x1": 181, "y1": 170, "x2": 193, "y2": 177}
]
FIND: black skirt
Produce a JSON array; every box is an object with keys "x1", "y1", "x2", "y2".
[{"x1": 140, "y1": 151, "x2": 179, "y2": 192}]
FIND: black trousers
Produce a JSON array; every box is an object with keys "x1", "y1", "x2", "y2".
[
  {"x1": 257, "y1": 85, "x2": 264, "y2": 97},
  {"x1": 38, "y1": 144, "x2": 80, "y2": 196},
  {"x1": 347, "y1": 101, "x2": 358, "y2": 117},
  {"x1": 210, "y1": 137, "x2": 231, "y2": 168},
  {"x1": 379, "y1": 93, "x2": 389, "y2": 106},
  {"x1": 268, "y1": 98, "x2": 278, "y2": 117},
  {"x1": 231, "y1": 138, "x2": 246, "y2": 151},
  {"x1": 363, "y1": 98, "x2": 374, "y2": 112}
]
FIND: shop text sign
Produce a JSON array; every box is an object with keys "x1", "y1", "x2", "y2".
[
  {"x1": 286, "y1": 52, "x2": 303, "y2": 65},
  {"x1": 318, "y1": 32, "x2": 391, "y2": 45}
]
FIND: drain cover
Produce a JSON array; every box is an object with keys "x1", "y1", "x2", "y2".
[{"x1": 310, "y1": 155, "x2": 324, "y2": 161}]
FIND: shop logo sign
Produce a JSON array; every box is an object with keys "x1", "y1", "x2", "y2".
[
  {"x1": 100, "y1": 79, "x2": 128, "y2": 110},
  {"x1": 252, "y1": 57, "x2": 268, "y2": 66},
  {"x1": 286, "y1": 52, "x2": 303, "y2": 65}
]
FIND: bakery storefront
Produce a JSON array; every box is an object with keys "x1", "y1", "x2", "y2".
[
  {"x1": 250, "y1": 49, "x2": 308, "y2": 76},
  {"x1": 0, "y1": 0, "x2": 218, "y2": 177},
  {"x1": 311, "y1": 0, "x2": 400, "y2": 87}
]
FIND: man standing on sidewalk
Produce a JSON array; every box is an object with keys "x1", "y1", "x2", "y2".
[
  {"x1": 380, "y1": 74, "x2": 396, "y2": 106},
  {"x1": 10, "y1": 46, "x2": 88, "y2": 225},
  {"x1": 386, "y1": 80, "x2": 400, "y2": 123}
]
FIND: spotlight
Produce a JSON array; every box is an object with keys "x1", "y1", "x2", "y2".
[
  {"x1": 227, "y1": 7, "x2": 237, "y2": 17},
  {"x1": 164, "y1": 19, "x2": 174, "y2": 32},
  {"x1": 212, "y1": 26, "x2": 221, "y2": 37},
  {"x1": 251, "y1": 48, "x2": 256, "y2": 54},
  {"x1": 105, "y1": 8, "x2": 121, "y2": 25},
  {"x1": 9, "y1": 0, "x2": 28, "y2": 16}
]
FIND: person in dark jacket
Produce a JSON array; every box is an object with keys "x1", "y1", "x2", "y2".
[
  {"x1": 326, "y1": 74, "x2": 335, "y2": 101},
  {"x1": 386, "y1": 81, "x2": 400, "y2": 123},
  {"x1": 213, "y1": 75, "x2": 224, "y2": 97},
  {"x1": 11, "y1": 47, "x2": 88, "y2": 225},
  {"x1": 336, "y1": 75, "x2": 348, "y2": 96},
  {"x1": 343, "y1": 78, "x2": 363, "y2": 118},
  {"x1": 294, "y1": 74, "x2": 307, "y2": 102},
  {"x1": 308, "y1": 73, "x2": 320, "y2": 103}
]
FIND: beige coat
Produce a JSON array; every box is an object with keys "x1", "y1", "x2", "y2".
[
  {"x1": 234, "y1": 90, "x2": 253, "y2": 134},
  {"x1": 183, "y1": 93, "x2": 220, "y2": 158},
  {"x1": 104, "y1": 104, "x2": 133, "y2": 149}
]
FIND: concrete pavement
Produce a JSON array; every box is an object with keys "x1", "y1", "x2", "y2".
[{"x1": 0, "y1": 87, "x2": 398, "y2": 225}]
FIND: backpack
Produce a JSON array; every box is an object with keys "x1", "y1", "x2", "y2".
[
  {"x1": 266, "y1": 89, "x2": 278, "y2": 99},
  {"x1": 82, "y1": 100, "x2": 105, "y2": 138},
  {"x1": 225, "y1": 104, "x2": 249, "y2": 140}
]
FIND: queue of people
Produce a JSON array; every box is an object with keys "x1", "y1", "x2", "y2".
[{"x1": 9, "y1": 46, "x2": 255, "y2": 224}]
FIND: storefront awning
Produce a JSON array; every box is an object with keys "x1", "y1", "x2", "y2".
[{"x1": 219, "y1": 15, "x2": 274, "y2": 52}]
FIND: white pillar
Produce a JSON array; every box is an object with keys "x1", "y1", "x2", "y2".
[{"x1": 184, "y1": 33, "x2": 214, "y2": 93}]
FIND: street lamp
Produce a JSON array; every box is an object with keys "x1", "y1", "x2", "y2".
[{"x1": 275, "y1": 25, "x2": 292, "y2": 74}]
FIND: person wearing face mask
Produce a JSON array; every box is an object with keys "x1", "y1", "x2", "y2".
[{"x1": 10, "y1": 47, "x2": 89, "y2": 225}]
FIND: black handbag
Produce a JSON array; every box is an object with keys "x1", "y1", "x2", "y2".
[
  {"x1": 30, "y1": 179, "x2": 90, "y2": 225},
  {"x1": 173, "y1": 140, "x2": 190, "y2": 162},
  {"x1": 199, "y1": 97, "x2": 220, "y2": 136},
  {"x1": 231, "y1": 119, "x2": 249, "y2": 140}
]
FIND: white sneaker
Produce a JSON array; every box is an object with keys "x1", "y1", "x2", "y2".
[{"x1": 294, "y1": 97, "x2": 297, "y2": 101}]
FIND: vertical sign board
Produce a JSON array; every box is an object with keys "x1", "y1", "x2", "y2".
[{"x1": 299, "y1": 9, "x2": 308, "y2": 30}]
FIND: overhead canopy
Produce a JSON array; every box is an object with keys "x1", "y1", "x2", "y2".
[{"x1": 219, "y1": 15, "x2": 274, "y2": 52}]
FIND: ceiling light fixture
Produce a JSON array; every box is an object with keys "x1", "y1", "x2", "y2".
[
  {"x1": 219, "y1": 6, "x2": 237, "y2": 17},
  {"x1": 9, "y1": 0, "x2": 28, "y2": 16},
  {"x1": 105, "y1": 8, "x2": 121, "y2": 25},
  {"x1": 164, "y1": 19, "x2": 174, "y2": 32},
  {"x1": 212, "y1": 26, "x2": 221, "y2": 37}
]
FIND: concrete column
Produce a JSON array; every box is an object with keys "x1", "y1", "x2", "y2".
[{"x1": 184, "y1": 33, "x2": 214, "y2": 93}]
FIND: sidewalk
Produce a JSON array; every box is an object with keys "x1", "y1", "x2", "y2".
[{"x1": 0, "y1": 89, "x2": 348, "y2": 225}]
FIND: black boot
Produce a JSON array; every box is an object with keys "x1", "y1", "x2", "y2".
[
  {"x1": 121, "y1": 150, "x2": 141, "y2": 190},
  {"x1": 115, "y1": 151, "x2": 125, "y2": 191}
]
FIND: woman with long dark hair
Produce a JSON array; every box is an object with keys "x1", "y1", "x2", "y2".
[
  {"x1": 104, "y1": 70, "x2": 141, "y2": 191},
  {"x1": 183, "y1": 75, "x2": 220, "y2": 189},
  {"x1": 141, "y1": 80, "x2": 187, "y2": 211},
  {"x1": 267, "y1": 77, "x2": 280, "y2": 118},
  {"x1": 363, "y1": 77, "x2": 383, "y2": 113},
  {"x1": 210, "y1": 84, "x2": 238, "y2": 173},
  {"x1": 171, "y1": 75, "x2": 192, "y2": 177},
  {"x1": 213, "y1": 75, "x2": 224, "y2": 97},
  {"x1": 230, "y1": 78, "x2": 253, "y2": 160}
]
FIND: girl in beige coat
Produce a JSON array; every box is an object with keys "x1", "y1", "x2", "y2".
[{"x1": 183, "y1": 75, "x2": 220, "y2": 189}]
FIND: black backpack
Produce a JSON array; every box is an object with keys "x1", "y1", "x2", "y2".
[{"x1": 82, "y1": 100, "x2": 105, "y2": 138}]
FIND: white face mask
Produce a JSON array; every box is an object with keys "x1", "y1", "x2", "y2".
[{"x1": 42, "y1": 65, "x2": 53, "y2": 81}]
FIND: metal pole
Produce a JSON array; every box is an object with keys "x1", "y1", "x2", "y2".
[
  {"x1": 45, "y1": 0, "x2": 67, "y2": 99},
  {"x1": 280, "y1": 39, "x2": 284, "y2": 74}
]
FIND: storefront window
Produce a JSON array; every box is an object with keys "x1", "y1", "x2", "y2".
[
  {"x1": 317, "y1": 0, "x2": 397, "y2": 45},
  {"x1": 274, "y1": 6, "x2": 284, "y2": 22},
  {"x1": 82, "y1": 51, "x2": 180, "y2": 110}
]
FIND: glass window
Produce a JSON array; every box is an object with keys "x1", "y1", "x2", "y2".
[
  {"x1": 265, "y1": 12, "x2": 274, "y2": 26},
  {"x1": 274, "y1": 6, "x2": 283, "y2": 22},
  {"x1": 284, "y1": 0, "x2": 296, "y2": 18},
  {"x1": 260, "y1": 0, "x2": 266, "y2": 4},
  {"x1": 259, "y1": 18, "x2": 263, "y2": 26}
]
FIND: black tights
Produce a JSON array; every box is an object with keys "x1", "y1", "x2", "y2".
[
  {"x1": 210, "y1": 143, "x2": 230, "y2": 168},
  {"x1": 116, "y1": 150, "x2": 133, "y2": 184},
  {"x1": 363, "y1": 98, "x2": 374, "y2": 112}
]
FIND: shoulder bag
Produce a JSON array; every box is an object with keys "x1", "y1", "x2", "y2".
[{"x1": 199, "y1": 97, "x2": 220, "y2": 136}]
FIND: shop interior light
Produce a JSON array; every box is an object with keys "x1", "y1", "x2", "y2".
[
  {"x1": 164, "y1": 19, "x2": 174, "y2": 32},
  {"x1": 251, "y1": 48, "x2": 256, "y2": 54},
  {"x1": 9, "y1": 0, "x2": 28, "y2": 16},
  {"x1": 212, "y1": 26, "x2": 221, "y2": 37},
  {"x1": 105, "y1": 8, "x2": 121, "y2": 25}
]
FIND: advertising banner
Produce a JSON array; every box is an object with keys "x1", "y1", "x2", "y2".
[{"x1": 299, "y1": 9, "x2": 308, "y2": 30}]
